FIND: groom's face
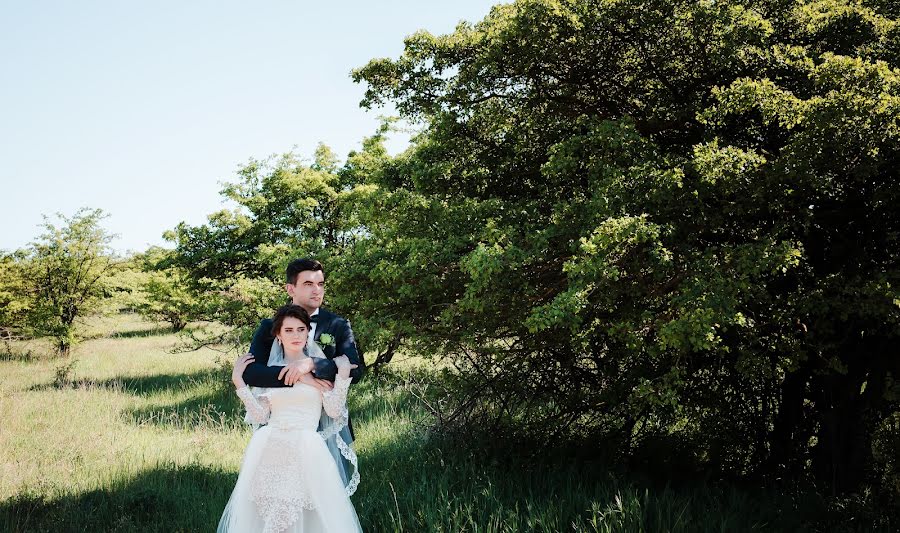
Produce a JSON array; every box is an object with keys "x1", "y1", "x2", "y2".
[{"x1": 286, "y1": 269, "x2": 325, "y2": 312}]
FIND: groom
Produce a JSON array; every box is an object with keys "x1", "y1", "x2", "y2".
[{"x1": 242, "y1": 258, "x2": 365, "y2": 441}]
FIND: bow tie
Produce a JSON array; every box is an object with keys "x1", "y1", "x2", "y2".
[{"x1": 309, "y1": 315, "x2": 319, "y2": 323}]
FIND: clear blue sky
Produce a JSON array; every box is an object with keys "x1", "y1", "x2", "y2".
[{"x1": 0, "y1": 0, "x2": 498, "y2": 254}]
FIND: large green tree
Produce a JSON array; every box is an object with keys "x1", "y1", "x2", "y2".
[
  {"x1": 20, "y1": 208, "x2": 116, "y2": 356},
  {"x1": 164, "y1": 143, "x2": 381, "y2": 349},
  {"x1": 165, "y1": 145, "x2": 363, "y2": 282},
  {"x1": 349, "y1": 0, "x2": 900, "y2": 493}
]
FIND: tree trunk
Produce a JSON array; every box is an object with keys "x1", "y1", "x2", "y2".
[
  {"x1": 370, "y1": 334, "x2": 401, "y2": 374},
  {"x1": 811, "y1": 335, "x2": 892, "y2": 494},
  {"x1": 767, "y1": 366, "x2": 810, "y2": 479},
  {"x1": 811, "y1": 371, "x2": 872, "y2": 494}
]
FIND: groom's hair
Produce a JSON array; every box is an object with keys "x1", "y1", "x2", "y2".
[
  {"x1": 286, "y1": 258, "x2": 324, "y2": 285},
  {"x1": 270, "y1": 304, "x2": 312, "y2": 336}
]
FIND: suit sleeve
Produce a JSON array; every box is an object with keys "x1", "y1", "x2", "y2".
[
  {"x1": 242, "y1": 319, "x2": 290, "y2": 388},
  {"x1": 313, "y1": 318, "x2": 365, "y2": 384}
]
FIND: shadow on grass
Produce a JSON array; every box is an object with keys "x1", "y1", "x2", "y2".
[
  {"x1": 347, "y1": 406, "x2": 803, "y2": 532},
  {"x1": 108, "y1": 326, "x2": 180, "y2": 339},
  {"x1": 0, "y1": 348, "x2": 39, "y2": 363},
  {"x1": 116, "y1": 365, "x2": 421, "y2": 431},
  {"x1": 90, "y1": 369, "x2": 224, "y2": 395},
  {"x1": 30, "y1": 367, "x2": 226, "y2": 395},
  {"x1": 0, "y1": 338, "x2": 49, "y2": 362},
  {"x1": 125, "y1": 387, "x2": 243, "y2": 430},
  {"x1": 119, "y1": 367, "x2": 405, "y2": 431},
  {"x1": 82, "y1": 367, "x2": 241, "y2": 430},
  {"x1": 347, "y1": 369, "x2": 889, "y2": 532},
  {"x1": 0, "y1": 464, "x2": 236, "y2": 533}
]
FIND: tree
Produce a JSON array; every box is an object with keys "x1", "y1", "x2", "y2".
[
  {"x1": 129, "y1": 247, "x2": 202, "y2": 332},
  {"x1": 164, "y1": 145, "x2": 373, "y2": 350},
  {"x1": 23, "y1": 208, "x2": 116, "y2": 356},
  {"x1": 0, "y1": 251, "x2": 31, "y2": 342},
  {"x1": 350, "y1": 0, "x2": 900, "y2": 493},
  {"x1": 165, "y1": 145, "x2": 364, "y2": 283}
]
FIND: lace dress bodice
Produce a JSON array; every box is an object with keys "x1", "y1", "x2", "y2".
[
  {"x1": 271, "y1": 385, "x2": 321, "y2": 429},
  {"x1": 259, "y1": 385, "x2": 328, "y2": 430},
  {"x1": 236, "y1": 376, "x2": 352, "y2": 431}
]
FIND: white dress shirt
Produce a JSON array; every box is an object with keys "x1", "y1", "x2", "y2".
[{"x1": 309, "y1": 308, "x2": 320, "y2": 341}]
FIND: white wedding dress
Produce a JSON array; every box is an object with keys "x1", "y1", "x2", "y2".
[{"x1": 217, "y1": 376, "x2": 363, "y2": 533}]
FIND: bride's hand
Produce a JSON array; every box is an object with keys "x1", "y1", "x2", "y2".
[
  {"x1": 232, "y1": 353, "x2": 255, "y2": 388},
  {"x1": 333, "y1": 355, "x2": 358, "y2": 379}
]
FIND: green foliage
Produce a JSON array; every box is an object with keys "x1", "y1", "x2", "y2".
[
  {"x1": 190, "y1": 275, "x2": 285, "y2": 348},
  {"x1": 129, "y1": 247, "x2": 202, "y2": 332},
  {"x1": 164, "y1": 145, "x2": 366, "y2": 282},
  {"x1": 348, "y1": 0, "x2": 900, "y2": 494},
  {"x1": 140, "y1": 271, "x2": 197, "y2": 332},
  {"x1": 9, "y1": 208, "x2": 117, "y2": 356},
  {"x1": 0, "y1": 252, "x2": 31, "y2": 340},
  {"x1": 103, "y1": 258, "x2": 150, "y2": 313}
]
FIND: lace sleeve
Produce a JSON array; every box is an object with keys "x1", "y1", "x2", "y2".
[
  {"x1": 236, "y1": 386, "x2": 271, "y2": 425},
  {"x1": 318, "y1": 375, "x2": 360, "y2": 497},
  {"x1": 321, "y1": 376, "x2": 352, "y2": 418}
]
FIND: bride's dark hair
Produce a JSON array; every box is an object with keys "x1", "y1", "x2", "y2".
[{"x1": 270, "y1": 304, "x2": 311, "y2": 336}]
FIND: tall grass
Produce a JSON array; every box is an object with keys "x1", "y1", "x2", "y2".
[{"x1": 0, "y1": 315, "x2": 889, "y2": 531}]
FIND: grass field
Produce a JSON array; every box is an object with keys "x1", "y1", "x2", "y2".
[{"x1": 0, "y1": 315, "x2": 888, "y2": 532}]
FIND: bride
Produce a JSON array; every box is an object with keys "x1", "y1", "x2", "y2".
[{"x1": 218, "y1": 304, "x2": 363, "y2": 533}]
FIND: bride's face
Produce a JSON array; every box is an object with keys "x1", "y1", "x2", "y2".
[{"x1": 277, "y1": 316, "x2": 308, "y2": 355}]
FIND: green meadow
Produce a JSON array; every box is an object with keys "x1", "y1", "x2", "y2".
[{"x1": 0, "y1": 315, "x2": 882, "y2": 532}]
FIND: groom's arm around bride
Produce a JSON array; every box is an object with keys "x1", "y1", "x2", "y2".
[{"x1": 241, "y1": 258, "x2": 365, "y2": 389}]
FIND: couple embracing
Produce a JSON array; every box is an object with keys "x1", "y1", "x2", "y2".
[{"x1": 218, "y1": 258, "x2": 365, "y2": 533}]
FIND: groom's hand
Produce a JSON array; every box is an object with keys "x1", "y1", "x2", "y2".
[
  {"x1": 296, "y1": 373, "x2": 334, "y2": 392},
  {"x1": 278, "y1": 358, "x2": 315, "y2": 385}
]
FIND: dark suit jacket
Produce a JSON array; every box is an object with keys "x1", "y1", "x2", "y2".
[{"x1": 242, "y1": 308, "x2": 364, "y2": 438}]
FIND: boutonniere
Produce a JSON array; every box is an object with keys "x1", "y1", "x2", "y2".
[{"x1": 318, "y1": 333, "x2": 336, "y2": 348}]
